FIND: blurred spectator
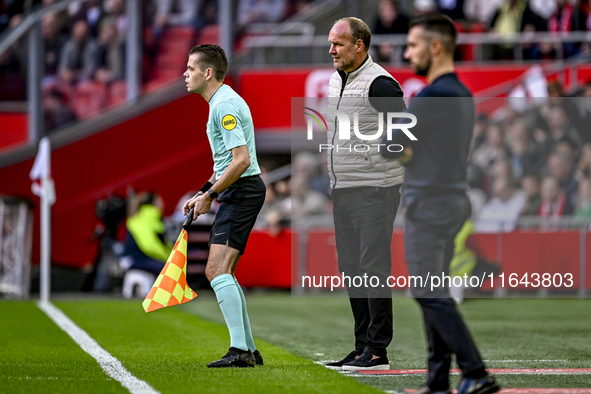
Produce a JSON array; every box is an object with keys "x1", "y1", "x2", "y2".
[
  {"x1": 154, "y1": 0, "x2": 198, "y2": 37},
  {"x1": 548, "y1": 0, "x2": 575, "y2": 32},
  {"x1": 475, "y1": 177, "x2": 526, "y2": 232},
  {"x1": 42, "y1": 0, "x2": 70, "y2": 34},
  {"x1": 293, "y1": 151, "x2": 316, "y2": 179},
  {"x1": 237, "y1": 0, "x2": 287, "y2": 28},
  {"x1": 554, "y1": 138, "x2": 578, "y2": 160},
  {"x1": 471, "y1": 113, "x2": 489, "y2": 152},
  {"x1": 492, "y1": 157, "x2": 514, "y2": 180},
  {"x1": 464, "y1": 0, "x2": 504, "y2": 25},
  {"x1": 577, "y1": 142, "x2": 591, "y2": 178},
  {"x1": 437, "y1": 0, "x2": 465, "y2": 20},
  {"x1": 471, "y1": 122, "x2": 509, "y2": 175},
  {"x1": 572, "y1": 0, "x2": 591, "y2": 57},
  {"x1": 95, "y1": 20, "x2": 124, "y2": 83},
  {"x1": 121, "y1": 192, "x2": 172, "y2": 275},
  {"x1": 489, "y1": 0, "x2": 547, "y2": 59},
  {"x1": 42, "y1": 12, "x2": 68, "y2": 84},
  {"x1": 467, "y1": 163, "x2": 487, "y2": 219},
  {"x1": 0, "y1": 0, "x2": 24, "y2": 34},
  {"x1": 69, "y1": 0, "x2": 106, "y2": 38},
  {"x1": 372, "y1": 0, "x2": 409, "y2": 63},
  {"x1": 574, "y1": 177, "x2": 591, "y2": 217},
  {"x1": 0, "y1": 2, "x2": 9, "y2": 34},
  {"x1": 103, "y1": 0, "x2": 126, "y2": 35},
  {"x1": 0, "y1": 13, "x2": 26, "y2": 100},
  {"x1": 6, "y1": 13, "x2": 26, "y2": 68},
  {"x1": 539, "y1": 175, "x2": 573, "y2": 217},
  {"x1": 196, "y1": 0, "x2": 218, "y2": 31},
  {"x1": 489, "y1": 157, "x2": 515, "y2": 194},
  {"x1": 519, "y1": 173, "x2": 542, "y2": 215},
  {"x1": 530, "y1": 0, "x2": 557, "y2": 19},
  {"x1": 557, "y1": 82, "x2": 591, "y2": 144},
  {"x1": 506, "y1": 119, "x2": 545, "y2": 180},
  {"x1": 43, "y1": 88, "x2": 77, "y2": 133},
  {"x1": 547, "y1": 0, "x2": 585, "y2": 58},
  {"x1": 287, "y1": 175, "x2": 329, "y2": 219},
  {"x1": 542, "y1": 103, "x2": 582, "y2": 154},
  {"x1": 546, "y1": 151, "x2": 578, "y2": 206},
  {"x1": 258, "y1": 179, "x2": 290, "y2": 236},
  {"x1": 292, "y1": 151, "x2": 330, "y2": 198},
  {"x1": 58, "y1": 20, "x2": 100, "y2": 84}
]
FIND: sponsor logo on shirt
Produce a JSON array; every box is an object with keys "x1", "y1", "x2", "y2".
[{"x1": 222, "y1": 114, "x2": 237, "y2": 130}]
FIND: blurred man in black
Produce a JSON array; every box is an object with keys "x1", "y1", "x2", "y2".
[{"x1": 381, "y1": 14, "x2": 500, "y2": 394}]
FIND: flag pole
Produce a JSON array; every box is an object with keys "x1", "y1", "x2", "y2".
[
  {"x1": 30, "y1": 137, "x2": 54, "y2": 304},
  {"x1": 39, "y1": 172, "x2": 52, "y2": 303}
]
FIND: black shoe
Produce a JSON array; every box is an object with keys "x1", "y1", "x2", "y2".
[
  {"x1": 325, "y1": 350, "x2": 358, "y2": 370},
  {"x1": 207, "y1": 347, "x2": 256, "y2": 368},
  {"x1": 341, "y1": 352, "x2": 389, "y2": 371},
  {"x1": 253, "y1": 349, "x2": 263, "y2": 366},
  {"x1": 417, "y1": 384, "x2": 451, "y2": 394},
  {"x1": 457, "y1": 375, "x2": 500, "y2": 394}
]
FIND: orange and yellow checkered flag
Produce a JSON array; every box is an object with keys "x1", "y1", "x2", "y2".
[{"x1": 142, "y1": 229, "x2": 197, "y2": 312}]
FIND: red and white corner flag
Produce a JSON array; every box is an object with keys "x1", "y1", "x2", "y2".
[
  {"x1": 30, "y1": 137, "x2": 55, "y2": 303},
  {"x1": 30, "y1": 137, "x2": 55, "y2": 206}
]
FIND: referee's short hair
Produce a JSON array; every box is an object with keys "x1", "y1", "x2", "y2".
[
  {"x1": 333, "y1": 17, "x2": 371, "y2": 51},
  {"x1": 188, "y1": 44, "x2": 228, "y2": 82},
  {"x1": 409, "y1": 13, "x2": 457, "y2": 55}
]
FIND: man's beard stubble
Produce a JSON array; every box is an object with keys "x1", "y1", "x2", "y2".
[{"x1": 414, "y1": 56, "x2": 432, "y2": 77}]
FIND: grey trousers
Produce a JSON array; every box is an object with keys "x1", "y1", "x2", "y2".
[{"x1": 404, "y1": 193, "x2": 487, "y2": 389}]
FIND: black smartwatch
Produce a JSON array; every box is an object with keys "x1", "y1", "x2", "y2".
[{"x1": 207, "y1": 189, "x2": 219, "y2": 200}]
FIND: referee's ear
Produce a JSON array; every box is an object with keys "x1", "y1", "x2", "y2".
[{"x1": 205, "y1": 67, "x2": 214, "y2": 81}]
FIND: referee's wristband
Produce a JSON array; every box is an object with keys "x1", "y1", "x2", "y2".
[
  {"x1": 207, "y1": 189, "x2": 219, "y2": 200},
  {"x1": 199, "y1": 181, "x2": 214, "y2": 193}
]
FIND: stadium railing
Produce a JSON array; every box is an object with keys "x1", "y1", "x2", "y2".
[
  {"x1": 237, "y1": 32, "x2": 591, "y2": 66},
  {"x1": 0, "y1": 0, "x2": 143, "y2": 145}
]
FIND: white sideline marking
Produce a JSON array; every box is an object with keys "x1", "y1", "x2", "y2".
[{"x1": 38, "y1": 301, "x2": 160, "y2": 394}]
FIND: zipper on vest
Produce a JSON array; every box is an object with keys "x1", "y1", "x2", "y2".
[{"x1": 331, "y1": 73, "x2": 348, "y2": 189}]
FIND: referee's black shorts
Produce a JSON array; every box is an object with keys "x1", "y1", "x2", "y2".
[{"x1": 210, "y1": 175, "x2": 266, "y2": 255}]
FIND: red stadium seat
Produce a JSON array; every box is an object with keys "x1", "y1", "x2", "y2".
[
  {"x1": 71, "y1": 81, "x2": 107, "y2": 119},
  {"x1": 107, "y1": 81, "x2": 127, "y2": 108},
  {"x1": 148, "y1": 26, "x2": 195, "y2": 86}
]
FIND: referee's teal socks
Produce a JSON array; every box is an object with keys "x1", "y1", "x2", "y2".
[
  {"x1": 211, "y1": 274, "x2": 248, "y2": 352},
  {"x1": 234, "y1": 276, "x2": 257, "y2": 352}
]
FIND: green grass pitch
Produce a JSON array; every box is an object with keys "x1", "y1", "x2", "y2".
[{"x1": 1, "y1": 294, "x2": 590, "y2": 393}]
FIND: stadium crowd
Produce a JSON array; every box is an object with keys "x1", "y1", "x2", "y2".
[
  {"x1": 1, "y1": 0, "x2": 590, "y2": 131},
  {"x1": 260, "y1": 80, "x2": 591, "y2": 233},
  {"x1": 3, "y1": 0, "x2": 591, "y2": 230},
  {"x1": 372, "y1": 0, "x2": 591, "y2": 63},
  {"x1": 0, "y1": 0, "x2": 310, "y2": 131}
]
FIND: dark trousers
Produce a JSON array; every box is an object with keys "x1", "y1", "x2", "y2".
[
  {"x1": 404, "y1": 193, "x2": 486, "y2": 390},
  {"x1": 332, "y1": 185, "x2": 401, "y2": 357}
]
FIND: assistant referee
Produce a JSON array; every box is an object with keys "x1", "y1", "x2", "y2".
[{"x1": 182, "y1": 45, "x2": 265, "y2": 368}]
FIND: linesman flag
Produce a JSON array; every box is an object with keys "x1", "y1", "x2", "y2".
[{"x1": 143, "y1": 210, "x2": 198, "y2": 312}]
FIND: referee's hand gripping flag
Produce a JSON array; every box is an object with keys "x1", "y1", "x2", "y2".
[{"x1": 142, "y1": 207, "x2": 198, "y2": 312}]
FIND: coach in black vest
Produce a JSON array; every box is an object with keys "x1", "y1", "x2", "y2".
[{"x1": 324, "y1": 17, "x2": 406, "y2": 371}]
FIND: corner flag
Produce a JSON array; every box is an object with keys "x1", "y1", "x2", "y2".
[{"x1": 142, "y1": 229, "x2": 198, "y2": 312}]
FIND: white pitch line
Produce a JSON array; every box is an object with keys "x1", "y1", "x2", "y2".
[{"x1": 38, "y1": 301, "x2": 160, "y2": 394}]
